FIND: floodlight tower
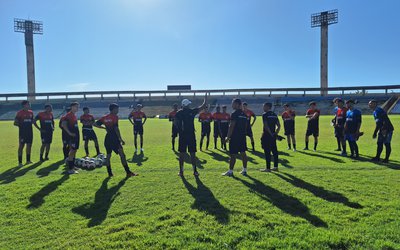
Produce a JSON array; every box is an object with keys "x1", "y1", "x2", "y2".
[
  {"x1": 14, "y1": 18, "x2": 43, "y2": 101},
  {"x1": 311, "y1": 10, "x2": 338, "y2": 96}
]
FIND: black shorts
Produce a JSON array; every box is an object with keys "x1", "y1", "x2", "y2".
[
  {"x1": 179, "y1": 133, "x2": 197, "y2": 153},
  {"x1": 172, "y1": 124, "x2": 179, "y2": 138},
  {"x1": 306, "y1": 126, "x2": 319, "y2": 137},
  {"x1": 246, "y1": 124, "x2": 253, "y2": 137},
  {"x1": 62, "y1": 131, "x2": 69, "y2": 146},
  {"x1": 334, "y1": 126, "x2": 344, "y2": 138},
  {"x1": 261, "y1": 135, "x2": 277, "y2": 151},
  {"x1": 19, "y1": 129, "x2": 33, "y2": 144},
  {"x1": 220, "y1": 123, "x2": 229, "y2": 138},
  {"x1": 41, "y1": 131, "x2": 53, "y2": 144},
  {"x1": 201, "y1": 123, "x2": 211, "y2": 137},
  {"x1": 284, "y1": 121, "x2": 295, "y2": 136},
  {"x1": 229, "y1": 136, "x2": 247, "y2": 155},
  {"x1": 134, "y1": 124, "x2": 144, "y2": 135},
  {"x1": 213, "y1": 123, "x2": 220, "y2": 138},
  {"x1": 105, "y1": 134, "x2": 122, "y2": 155},
  {"x1": 82, "y1": 129, "x2": 98, "y2": 141},
  {"x1": 66, "y1": 132, "x2": 80, "y2": 150}
]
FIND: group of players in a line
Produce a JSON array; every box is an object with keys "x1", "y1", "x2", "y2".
[{"x1": 14, "y1": 96, "x2": 393, "y2": 177}]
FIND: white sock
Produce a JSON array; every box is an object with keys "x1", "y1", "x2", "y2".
[{"x1": 243, "y1": 167, "x2": 247, "y2": 172}]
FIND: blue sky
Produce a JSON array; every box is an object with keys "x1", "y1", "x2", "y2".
[{"x1": 0, "y1": 0, "x2": 399, "y2": 93}]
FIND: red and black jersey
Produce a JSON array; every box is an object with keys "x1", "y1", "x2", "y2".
[
  {"x1": 306, "y1": 109, "x2": 320, "y2": 127},
  {"x1": 15, "y1": 109, "x2": 34, "y2": 130},
  {"x1": 212, "y1": 112, "x2": 222, "y2": 122},
  {"x1": 220, "y1": 113, "x2": 230, "y2": 124},
  {"x1": 35, "y1": 112, "x2": 54, "y2": 131},
  {"x1": 129, "y1": 111, "x2": 146, "y2": 124},
  {"x1": 168, "y1": 110, "x2": 177, "y2": 122},
  {"x1": 282, "y1": 110, "x2": 295, "y2": 120},
  {"x1": 244, "y1": 109, "x2": 255, "y2": 122},
  {"x1": 96, "y1": 113, "x2": 119, "y2": 138},
  {"x1": 80, "y1": 114, "x2": 95, "y2": 129},
  {"x1": 63, "y1": 112, "x2": 79, "y2": 133},
  {"x1": 199, "y1": 112, "x2": 213, "y2": 123},
  {"x1": 336, "y1": 107, "x2": 347, "y2": 127}
]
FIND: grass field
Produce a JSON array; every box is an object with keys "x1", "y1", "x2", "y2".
[{"x1": 0, "y1": 115, "x2": 399, "y2": 249}]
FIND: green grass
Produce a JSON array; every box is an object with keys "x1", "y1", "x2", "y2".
[{"x1": 0, "y1": 116, "x2": 399, "y2": 249}]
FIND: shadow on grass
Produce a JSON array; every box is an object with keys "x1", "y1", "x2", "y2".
[
  {"x1": 203, "y1": 150, "x2": 229, "y2": 162},
  {"x1": 181, "y1": 175, "x2": 230, "y2": 224},
  {"x1": 27, "y1": 174, "x2": 70, "y2": 209},
  {"x1": 72, "y1": 177, "x2": 127, "y2": 227},
  {"x1": 128, "y1": 151, "x2": 149, "y2": 166},
  {"x1": 36, "y1": 160, "x2": 65, "y2": 177},
  {"x1": 0, "y1": 161, "x2": 43, "y2": 184},
  {"x1": 234, "y1": 175, "x2": 327, "y2": 227},
  {"x1": 297, "y1": 150, "x2": 345, "y2": 163},
  {"x1": 357, "y1": 154, "x2": 400, "y2": 170},
  {"x1": 174, "y1": 151, "x2": 207, "y2": 169},
  {"x1": 275, "y1": 173, "x2": 363, "y2": 209}
]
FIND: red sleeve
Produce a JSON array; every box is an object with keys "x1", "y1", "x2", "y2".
[{"x1": 306, "y1": 109, "x2": 311, "y2": 115}]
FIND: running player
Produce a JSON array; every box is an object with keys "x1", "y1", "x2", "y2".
[
  {"x1": 281, "y1": 103, "x2": 296, "y2": 151},
  {"x1": 80, "y1": 107, "x2": 101, "y2": 157},
  {"x1": 222, "y1": 98, "x2": 248, "y2": 177},
  {"x1": 243, "y1": 102, "x2": 256, "y2": 151},
  {"x1": 220, "y1": 105, "x2": 230, "y2": 150},
  {"x1": 175, "y1": 97, "x2": 207, "y2": 176},
  {"x1": 334, "y1": 99, "x2": 347, "y2": 156},
  {"x1": 14, "y1": 100, "x2": 34, "y2": 166},
  {"x1": 369, "y1": 100, "x2": 394, "y2": 163},
  {"x1": 344, "y1": 100, "x2": 362, "y2": 159},
  {"x1": 61, "y1": 102, "x2": 80, "y2": 174},
  {"x1": 34, "y1": 104, "x2": 54, "y2": 161},
  {"x1": 198, "y1": 105, "x2": 212, "y2": 151},
  {"x1": 304, "y1": 101, "x2": 320, "y2": 151},
  {"x1": 59, "y1": 107, "x2": 71, "y2": 160},
  {"x1": 212, "y1": 105, "x2": 222, "y2": 149},
  {"x1": 168, "y1": 103, "x2": 179, "y2": 151},
  {"x1": 260, "y1": 102, "x2": 281, "y2": 172},
  {"x1": 94, "y1": 103, "x2": 138, "y2": 177},
  {"x1": 129, "y1": 104, "x2": 147, "y2": 153}
]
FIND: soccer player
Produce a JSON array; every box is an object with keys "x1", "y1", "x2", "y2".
[
  {"x1": 334, "y1": 99, "x2": 347, "y2": 156},
  {"x1": 369, "y1": 100, "x2": 394, "y2": 163},
  {"x1": 94, "y1": 103, "x2": 138, "y2": 177},
  {"x1": 243, "y1": 102, "x2": 256, "y2": 151},
  {"x1": 80, "y1": 107, "x2": 101, "y2": 157},
  {"x1": 222, "y1": 98, "x2": 248, "y2": 177},
  {"x1": 304, "y1": 101, "x2": 320, "y2": 151},
  {"x1": 332, "y1": 98, "x2": 341, "y2": 151},
  {"x1": 198, "y1": 105, "x2": 212, "y2": 151},
  {"x1": 168, "y1": 103, "x2": 179, "y2": 151},
  {"x1": 212, "y1": 105, "x2": 222, "y2": 149},
  {"x1": 344, "y1": 100, "x2": 362, "y2": 159},
  {"x1": 61, "y1": 102, "x2": 80, "y2": 174},
  {"x1": 174, "y1": 97, "x2": 207, "y2": 176},
  {"x1": 260, "y1": 102, "x2": 281, "y2": 172},
  {"x1": 129, "y1": 104, "x2": 147, "y2": 153},
  {"x1": 220, "y1": 106, "x2": 230, "y2": 150},
  {"x1": 14, "y1": 100, "x2": 34, "y2": 166},
  {"x1": 59, "y1": 107, "x2": 71, "y2": 160},
  {"x1": 281, "y1": 103, "x2": 296, "y2": 151},
  {"x1": 34, "y1": 104, "x2": 54, "y2": 161}
]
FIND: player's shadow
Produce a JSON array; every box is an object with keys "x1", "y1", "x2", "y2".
[
  {"x1": 203, "y1": 150, "x2": 229, "y2": 162},
  {"x1": 129, "y1": 151, "x2": 149, "y2": 166},
  {"x1": 36, "y1": 160, "x2": 65, "y2": 177},
  {"x1": 72, "y1": 177, "x2": 127, "y2": 227},
  {"x1": 181, "y1": 176, "x2": 230, "y2": 224},
  {"x1": 174, "y1": 152, "x2": 207, "y2": 169},
  {"x1": 233, "y1": 175, "x2": 327, "y2": 228},
  {"x1": 297, "y1": 150, "x2": 345, "y2": 163},
  {"x1": 27, "y1": 174, "x2": 70, "y2": 209},
  {"x1": 0, "y1": 162, "x2": 43, "y2": 184},
  {"x1": 279, "y1": 158, "x2": 294, "y2": 168},
  {"x1": 357, "y1": 154, "x2": 400, "y2": 170},
  {"x1": 275, "y1": 173, "x2": 363, "y2": 209}
]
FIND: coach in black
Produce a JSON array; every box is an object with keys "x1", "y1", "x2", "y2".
[
  {"x1": 222, "y1": 98, "x2": 248, "y2": 177},
  {"x1": 260, "y1": 103, "x2": 281, "y2": 172},
  {"x1": 174, "y1": 96, "x2": 207, "y2": 176}
]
